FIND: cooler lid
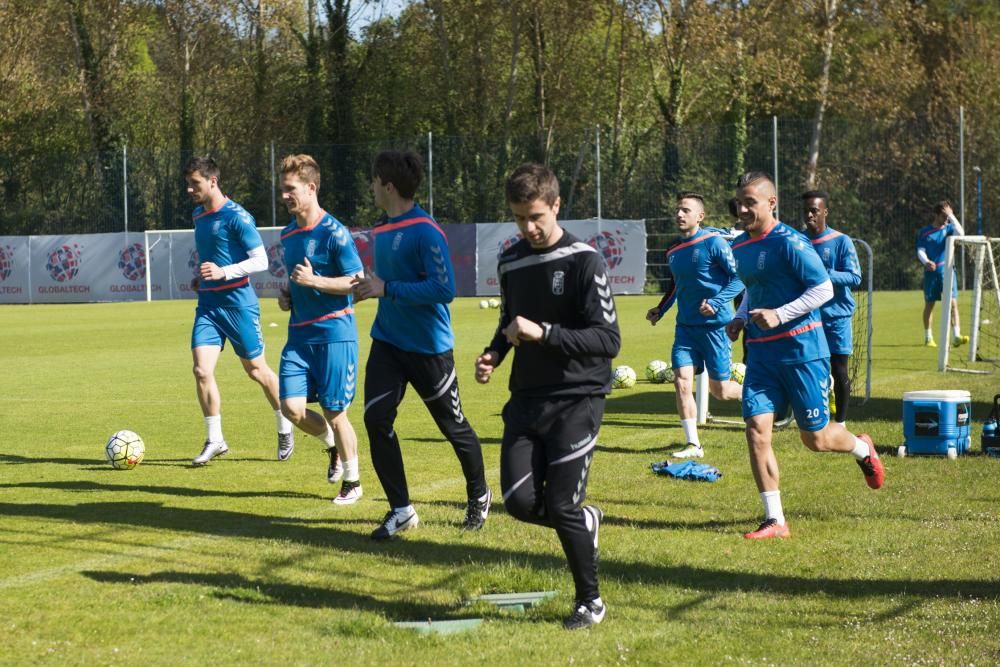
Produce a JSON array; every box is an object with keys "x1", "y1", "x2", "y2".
[{"x1": 902, "y1": 390, "x2": 972, "y2": 401}]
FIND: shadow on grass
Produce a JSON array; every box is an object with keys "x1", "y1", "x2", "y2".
[
  {"x1": 0, "y1": 480, "x2": 324, "y2": 500},
  {"x1": 5, "y1": 500, "x2": 999, "y2": 602}
]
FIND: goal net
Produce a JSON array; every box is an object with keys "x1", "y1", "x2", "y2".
[{"x1": 939, "y1": 235, "x2": 1000, "y2": 374}]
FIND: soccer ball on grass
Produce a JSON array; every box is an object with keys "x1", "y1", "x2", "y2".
[
  {"x1": 105, "y1": 430, "x2": 145, "y2": 469},
  {"x1": 645, "y1": 360, "x2": 671, "y2": 384},
  {"x1": 611, "y1": 365, "x2": 637, "y2": 389}
]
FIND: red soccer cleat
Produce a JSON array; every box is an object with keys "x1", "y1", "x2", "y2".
[
  {"x1": 856, "y1": 433, "x2": 884, "y2": 490},
  {"x1": 743, "y1": 518, "x2": 791, "y2": 540}
]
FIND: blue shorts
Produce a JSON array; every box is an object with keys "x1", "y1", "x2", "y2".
[
  {"x1": 742, "y1": 358, "x2": 831, "y2": 432},
  {"x1": 191, "y1": 305, "x2": 264, "y2": 359},
  {"x1": 280, "y1": 340, "x2": 358, "y2": 412},
  {"x1": 923, "y1": 270, "x2": 958, "y2": 302},
  {"x1": 672, "y1": 324, "x2": 733, "y2": 381},
  {"x1": 822, "y1": 316, "x2": 853, "y2": 356}
]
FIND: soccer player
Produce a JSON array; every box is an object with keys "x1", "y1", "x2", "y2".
[
  {"x1": 646, "y1": 193, "x2": 744, "y2": 458},
  {"x1": 276, "y1": 154, "x2": 364, "y2": 505},
  {"x1": 184, "y1": 157, "x2": 293, "y2": 466},
  {"x1": 475, "y1": 163, "x2": 620, "y2": 630},
  {"x1": 353, "y1": 150, "x2": 491, "y2": 539},
  {"x1": 802, "y1": 191, "x2": 861, "y2": 426},
  {"x1": 726, "y1": 172, "x2": 883, "y2": 540},
  {"x1": 917, "y1": 200, "x2": 968, "y2": 348}
]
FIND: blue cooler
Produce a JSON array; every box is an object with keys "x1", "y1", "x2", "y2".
[{"x1": 901, "y1": 390, "x2": 972, "y2": 459}]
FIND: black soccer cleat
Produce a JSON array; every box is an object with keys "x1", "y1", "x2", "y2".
[
  {"x1": 461, "y1": 488, "x2": 492, "y2": 531},
  {"x1": 563, "y1": 599, "x2": 607, "y2": 630}
]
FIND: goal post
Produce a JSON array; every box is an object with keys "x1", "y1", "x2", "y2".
[{"x1": 939, "y1": 235, "x2": 1000, "y2": 373}]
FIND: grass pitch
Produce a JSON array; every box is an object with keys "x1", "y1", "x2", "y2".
[{"x1": 1, "y1": 293, "x2": 999, "y2": 665}]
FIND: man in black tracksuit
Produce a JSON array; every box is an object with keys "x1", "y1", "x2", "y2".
[{"x1": 475, "y1": 163, "x2": 621, "y2": 630}]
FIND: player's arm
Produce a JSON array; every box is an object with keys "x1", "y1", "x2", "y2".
[
  {"x1": 479, "y1": 275, "x2": 514, "y2": 383},
  {"x1": 916, "y1": 231, "x2": 936, "y2": 270},
  {"x1": 750, "y1": 243, "x2": 832, "y2": 330},
  {"x1": 291, "y1": 260, "x2": 361, "y2": 294},
  {"x1": 382, "y1": 230, "x2": 456, "y2": 305},
  {"x1": 828, "y1": 237, "x2": 862, "y2": 288},
  {"x1": 208, "y1": 217, "x2": 268, "y2": 281},
  {"x1": 294, "y1": 228, "x2": 365, "y2": 295},
  {"x1": 704, "y1": 240, "x2": 744, "y2": 313},
  {"x1": 647, "y1": 272, "x2": 676, "y2": 324},
  {"x1": 947, "y1": 214, "x2": 965, "y2": 236},
  {"x1": 541, "y1": 253, "x2": 620, "y2": 359}
]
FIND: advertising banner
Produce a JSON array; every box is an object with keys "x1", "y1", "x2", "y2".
[
  {"x1": 0, "y1": 236, "x2": 31, "y2": 303},
  {"x1": 475, "y1": 219, "x2": 647, "y2": 296}
]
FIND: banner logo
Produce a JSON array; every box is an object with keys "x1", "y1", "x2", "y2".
[
  {"x1": 497, "y1": 233, "x2": 523, "y2": 258},
  {"x1": 586, "y1": 230, "x2": 627, "y2": 270},
  {"x1": 118, "y1": 242, "x2": 146, "y2": 281},
  {"x1": 266, "y1": 243, "x2": 286, "y2": 278},
  {"x1": 0, "y1": 245, "x2": 13, "y2": 281},
  {"x1": 46, "y1": 244, "x2": 83, "y2": 282}
]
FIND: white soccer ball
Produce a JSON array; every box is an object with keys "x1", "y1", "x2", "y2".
[
  {"x1": 105, "y1": 430, "x2": 145, "y2": 470},
  {"x1": 645, "y1": 359, "x2": 670, "y2": 384},
  {"x1": 488, "y1": 298, "x2": 500, "y2": 309},
  {"x1": 479, "y1": 299, "x2": 490, "y2": 309},
  {"x1": 612, "y1": 365, "x2": 637, "y2": 389},
  {"x1": 730, "y1": 362, "x2": 746, "y2": 385}
]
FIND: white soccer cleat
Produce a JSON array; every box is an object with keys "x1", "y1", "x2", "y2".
[
  {"x1": 276, "y1": 431, "x2": 295, "y2": 461},
  {"x1": 332, "y1": 481, "x2": 363, "y2": 506},
  {"x1": 193, "y1": 440, "x2": 229, "y2": 466},
  {"x1": 672, "y1": 444, "x2": 704, "y2": 459},
  {"x1": 371, "y1": 506, "x2": 419, "y2": 540}
]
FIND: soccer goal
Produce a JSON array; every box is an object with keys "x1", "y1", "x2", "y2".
[
  {"x1": 938, "y1": 235, "x2": 1000, "y2": 374},
  {"x1": 698, "y1": 236, "x2": 874, "y2": 425}
]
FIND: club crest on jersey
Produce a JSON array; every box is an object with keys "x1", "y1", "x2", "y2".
[
  {"x1": 392, "y1": 232, "x2": 403, "y2": 250},
  {"x1": 212, "y1": 220, "x2": 221, "y2": 234},
  {"x1": 306, "y1": 239, "x2": 318, "y2": 257},
  {"x1": 552, "y1": 270, "x2": 565, "y2": 295},
  {"x1": 823, "y1": 248, "x2": 831, "y2": 262},
  {"x1": 692, "y1": 248, "x2": 701, "y2": 263},
  {"x1": 757, "y1": 251, "x2": 767, "y2": 269}
]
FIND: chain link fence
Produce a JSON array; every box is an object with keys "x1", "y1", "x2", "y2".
[{"x1": 1, "y1": 115, "x2": 992, "y2": 291}]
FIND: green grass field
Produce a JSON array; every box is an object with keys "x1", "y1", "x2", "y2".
[{"x1": 1, "y1": 293, "x2": 999, "y2": 665}]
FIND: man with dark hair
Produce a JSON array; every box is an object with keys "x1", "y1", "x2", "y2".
[
  {"x1": 353, "y1": 149, "x2": 491, "y2": 539},
  {"x1": 917, "y1": 200, "x2": 967, "y2": 347},
  {"x1": 727, "y1": 171, "x2": 883, "y2": 540},
  {"x1": 183, "y1": 156, "x2": 293, "y2": 465},
  {"x1": 802, "y1": 190, "x2": 861, "y2": 426},
  {"x1": 476, "y1": 163, "x2": 620, "y2": 630},
  {"x1": 647, "y1": 192, "x2": 744, "y2": 458},
  {"x1": 277, "y1": 154, "x2": 365, "y2": 504}
]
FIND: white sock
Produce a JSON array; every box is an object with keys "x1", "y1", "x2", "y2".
[
  {"x1": 322, "y1": 426, "x2": 336, "y2": 449},
  {"x1": 952, "y1": 325, "x2": 962, "y2": 338},
  {"x1": 836, "y1": 420, "x2": 847, "y2": 429},
  {"x1": 761, "y1": 490, "x2": 785, "y2": 524},
  {"x1": 925, "y1": 328, "x2": 934, "y2": 341},
  {"x1": 680, "y1": 419, "x2": 701, "y2": 447},
  {"x1": 205, "y1": 415, "x2": 223, "y2": 443},
  {"x1": 850, "y1": 436, "x2": 871, "y2": 461},
  {"x1": 275, "y1": 410, "x2": 293, "y2": 435},
  {"x1": 342, "y1": 456, "x2": 360, "y2": 482},
  {"x1": 590, "y1": 596, "x2": 604, "y2": 608}
]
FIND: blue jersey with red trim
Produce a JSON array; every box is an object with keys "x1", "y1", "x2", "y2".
[
  {"x1": 194, "y1": 199, "x2": 263, "y2": 309},
  {"x1": 660, "y1": 228, "x2": 744, "y2": 326},
  {"x1": 917, "y1": 222, "x2": 960, "y2": 272},
  {"x1": 281, "y1": 212, "x2": 363, "y2": 344},
  {"x1": 807, "y1": 226, "x2": 860, "y2": 320},
  {"x1": 732, "y1": 222, "x2": 830, "y2": 364},
  {"x1": 370, "y1": 204, "x2": 456, "y2": 354}
]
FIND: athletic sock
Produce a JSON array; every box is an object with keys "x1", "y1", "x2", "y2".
[
  {"x1": 952, "y1": 325, "x2": 962, "y2": 338},
  {"x1": 342, "y1": 456, "x2": 360, "y2": 482},
  {"x1": 322, "y1": 425, "x2": 336, "y2": 449},
  {"x1": 836, "y1": 420, "x2": 847, "y2": 429},
  {"x1": 680, "y1": 419, "x2": 701, "y2": 448},
  {"x1": 205, "y1": 415, "x2": 223, "y2": 443},
  {"x1": 925, "y1": 328, "x2": 934, "y2": 342},
  {"x1": 849, "y1": 435, "x2": 871, "y2": 461},
  {"x1": 275, "y1": 409, "x2": 293, "y2": 435},
  {"x1": 761, "y1": 490, "x2": 785, "y2": 525}
]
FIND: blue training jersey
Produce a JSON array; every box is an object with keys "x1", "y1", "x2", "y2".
[
  {"x1": 732, "y1": 222, "x2": 830, "y2": 365},
  {"x1": 659, "y1": 228, "x2": 744, "y2": 326},
  {"x1": 807, "y1": 227, "x2": 860, "y2": 320},
  {"x1": 194, "y1": 199, "x2": 263, "y2": 309},
  {"x1": 281, "y1": 211, "x2": 363, "y2": 344},
  {"x1": 917, "y1": 222, "x2": 960, "y2": 272},
  {"x1": 370, "y1": 204, "x2": 456, "y2": 354}
]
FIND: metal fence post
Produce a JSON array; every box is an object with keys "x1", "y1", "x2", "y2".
[
  {"x1": 123, "y1": 144, "x2": 129, "y2": 235},
  {"x1": 428, "y1": 131, "x2": 434, "y2": 216},
  {"x1": 772, "y1": 116, "x2": 779, "y2": 221},
  {"x1": 270, "y1": 141, "x2": 276, "y2": 228},
  {"x1": 595, "y1": 126, "x2": 602, "y2": 220}
]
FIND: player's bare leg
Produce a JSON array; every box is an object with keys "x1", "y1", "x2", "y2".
[
  {"x1": 800, "y1": 423, "x2": 883, "y2": 490},
  {"x1": 744, "y1": 413, "x2": 790, "y2": 539},
  {"x1": 326, "y1": 409, "x2": 363, "y2": 504},
  {"x1": 708, "y1": 377, "x2": 742, "y2": 401},
  {"x1": 923, "y1": 301, "x2": 936, "y2": 346},
  {"x1": 192, "y1": 345, "x2": 230, "y2": 465}
]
